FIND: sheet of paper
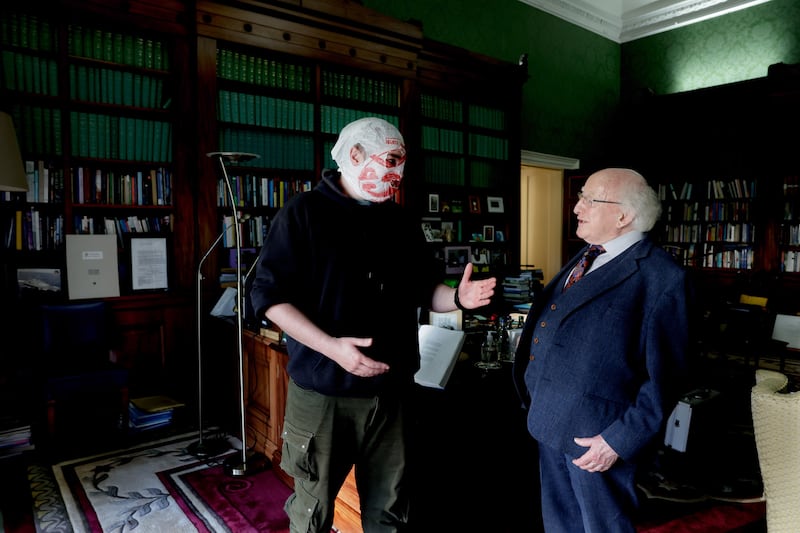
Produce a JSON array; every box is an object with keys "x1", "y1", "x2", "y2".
[{"x1": 414, "y1": 324, "x2": 466, "y2": 389}]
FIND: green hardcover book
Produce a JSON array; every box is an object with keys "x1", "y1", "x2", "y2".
[
  {"x1": 17, "y1": 13, "x2": 29, "y2": 48},
  {"x1": 113, "y1": 32, "x2": 124, "y2": 63},
  {"x1": 122, "y1": 71, "x2": 133, "y2": 105},
  {"x1": 118, "y1": 116, "x2": 126, "y2": 160},
  {"x1": 140, "y1": 75, "x2": 151, "y2": 108},
  {"x1": 47, "y1": 59, "x2": 57, "y2": 96},
  {"x1": 144, "y1": 38, "x2": 154, "y2": 69},
  {"x1": 13, "y1": 53, "x2": 23, "y2": 91},
  {"x1": 152, "y1": 116, "x2": 162, "y2": 161},
  {"x1": 93, "y1": 28, "x2": 103, "y2": 60},
  {"x1": 69, "y1": 24, "x2": 82, "y2": 56},
  {"x1": 28, "y1": 15, "x2": 39, "y2": 51},
  {"x1": 52, "y1": 109, "x2": 62, "y2": 156},
  {"x1": 41, "y1": 108, "x2": 51, "y2": 154},
  {"x1": 2, "y1": 51, "x2": 16, "y2": 90},
  {"x1": 132, "y1": 73, "x2": 141, "y2": 107},
  {"x1": 31, "y1": 56, "x2": 42, "y2": 94},
  {"x1": 100, "y1": 67, "x2": 110, "y2": 104},
  {"x1": 87, "y1": 113, "x2": 98, "y2": 158},
  {"x1": 218, "y1": 90, "x2": 230, "y2": 122},
  {"x1": 133, "y1": 36, "x2": 144, "y2": 67},
  {"x1": 153, "y1": 41, "x2": 163, "y2": 70},
  {"x1": 230, "y1": 91, "x2": 240, "y2": 124},
  {"x1": 123, "y1": 34, "x2": 134, "y2": 65},
  {"x1": 163, "y1": 122, "x2": 172, "y2": 163},
  {"x1": 82, "y1": 26, "x2": 92, "y2": 58},
  {"x1": 134, "y1": 118, "x2": 144, "y2": 161},
  {"x1": 113, "y1": 70, "x2": 122, "y2": 105},
  {"x1": 39, "y1": 18, "x2": 53, "y2": 52},
  {"x1": 22, "y1": 53, "x2": 34, "y2": 93},
  {"x1": 103, "y1": 31, "x2": 113, "y2": 61},
  {"x1": 78, "y1": 112, "x2": 89, "y2": 158},
  {"x1": 126, "y1": 117, "x2": 136, "y2": 160},
  {"x1": 109, "y1": 115, "x2": 119, "y2": 160}
]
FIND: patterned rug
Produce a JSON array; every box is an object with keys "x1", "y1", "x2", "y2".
[{"x1": 29, "y1": 432, "x2": 293, "y2": 533}]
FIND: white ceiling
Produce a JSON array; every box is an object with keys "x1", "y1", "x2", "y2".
[{"x1": 518, "y1": 0, "x2": 773, "y2": 43}]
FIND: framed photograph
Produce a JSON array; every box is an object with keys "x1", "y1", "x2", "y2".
[
  {"x1": 487, "y1": 196, "x2": 504, "y2": 213},
  {"x1": 428, "y1": 193, "x2": 440, "y2": 212},
  {"x1": 17, "y1": 267, "x2": 62, "y2": 293},
  {"x1": 495, "y1": 230, "x2": 505, "y2": 242},
  {"x1": 483, "y1": 225, "x2": 495, "y2": 242},
  {"x1": 444, "y1": 245, "x2": 472, "y2": 275},
  {"x1": 468, "y1": 195, "x2": 481, "y2": 214}
]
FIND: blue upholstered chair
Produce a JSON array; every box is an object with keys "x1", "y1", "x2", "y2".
[{"x1": 37, "y1": 301, "x2": 129, "y2": 446}]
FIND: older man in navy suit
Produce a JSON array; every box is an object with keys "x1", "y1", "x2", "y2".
[{"x1": 513, "y1": 168, "x2": 692, "y2": 532}]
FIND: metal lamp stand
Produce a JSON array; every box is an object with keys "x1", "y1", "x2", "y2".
[
  {"x1": 187, "y1": 227, "x2": 232, "y2": 459},
  {"x1": 207, "y1": 151, "x2": 268, "y2": 476}
]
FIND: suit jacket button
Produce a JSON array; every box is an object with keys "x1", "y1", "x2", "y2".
[
  {"x1": 550, "y1": 304, "x2": 557, "y2": 310},
  {"x1": 540, "y1": 321, "x2": 546, "y2": 328},
  {"x1": 529, "y1": 354, "x2": 535, "y2": 361},
  {"x1": 533, "y1": 337, "x2": 539, "y2": 344}
]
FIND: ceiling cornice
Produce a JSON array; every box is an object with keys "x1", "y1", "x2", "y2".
[{"x1": 518, "y1": 0, "x2": 773, "y2": 43}]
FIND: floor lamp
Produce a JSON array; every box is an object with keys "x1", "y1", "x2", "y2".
[
  {"x1": 186, "y1": 224, "x2": 234, "y2": 458},
  {"x1": 207, "y1": 151, "x2": 268, "y2": 476}
]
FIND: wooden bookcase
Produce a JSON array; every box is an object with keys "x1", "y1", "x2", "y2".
[
  {"x1": 0, "y1": 4, "x2": 194, "y2": 400},
  {"x1": 624, "y1": 62, "x2": 800, "y2": 312}
]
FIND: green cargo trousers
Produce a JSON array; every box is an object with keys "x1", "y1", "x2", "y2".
[{"x1": 280, "y1": 380, "x2": 410, "y2": 533}]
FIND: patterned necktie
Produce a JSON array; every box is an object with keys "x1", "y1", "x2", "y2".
[{"x1": 564, "y1": 244, "x2": 606, "y2": 291}]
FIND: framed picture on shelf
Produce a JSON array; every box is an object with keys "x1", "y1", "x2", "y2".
[
  {"x1": 121, "y1": 234, "x2": 172, "y2": 293},
  {"x1": 444, "y1": 245, "x2": 472, "y2": 274},
  {"x1": 483, "y1": 225, "x2": 495, "y2": 242},
  {"x1": 487, "y1": 196, "x2": 504, "y2": 213},
  {"x1": 428, "y1": 193, "x2": 440, "y2": 212},
  {"x1": 495, "y1": 230, "x2": 505, "y2": 242},
  {"x1": 468, "y1": 195, "x2": 481, "y2": 214}
]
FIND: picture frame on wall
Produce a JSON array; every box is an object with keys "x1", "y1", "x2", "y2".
[
  {"x1": 487, "y1": 196, "x2": 504, "y2": 213},
  {"x1": 468, "y1": 195, "x2": 481, "y2": 214},
  {"x1": 428, "y1": 193, "x2": 440, "y2": 212},
  {"x1": 483, "y1": 225, "x2": 495, "y2": 242}
]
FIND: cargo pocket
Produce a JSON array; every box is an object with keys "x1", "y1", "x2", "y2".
[
  {"x1": 285, "y1": 482, "x2": 322, "y2": 532},
  {"x1": 280, "y1": 420, "x2": 316, "y2": 481}
]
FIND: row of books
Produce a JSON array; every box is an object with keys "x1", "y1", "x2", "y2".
[
  {"x1": 70, "y1": 64, "x2": 168, "y2": 109},
  {"x1": 23, "y1": 160, "x2": 64, "y2": 204},
  {"x1": 219, "y1": 214, "x2": 271, "y2": 248},
  {"x1": 1, "y1": 12, "x2": 57, "y2": 51},
  {"x1": 68, "y1": 25, "x2": 170, "y2": 70},
  {"x1": 218, "y1": 90, "x2": 314, "y2": 131},
  {"x1": 8, "y1": 104, "x2": 62, "y2": 156},
  {"x1": 319, "y1": 106, "x2": 399, "y2": 136},
  {"x1": 421, "y1": 94, "x2": 508, "y2": 131},
  {"x1": 421, "y1": 125, "x2": 464, "y2": 154},
  {"x1": 321, "y1": 70, "x2": 400, "y2": 106},
  {"x1": 218, "y1": 128, "x2": 314, "y2": 171},
  {"x1": 3, "y1": 209, "x2": 64, "y2": 251},
  {"x1": 1, "y1": 52, "x2": 58, "y2": 95},
  {"x1": 218, "y1": 48, "x2": 311, "y2": 92},
  {"x1": 659, "y1": 179, "x2": 757, "y2": 201},
  {"x1": 73, "y1": 214, "x2": 172, "y2": 239},
  {"x1": 70, "y1": 113, "x2": 172, "y2": 162},
  {"x1": 217, "y1": 176, "x2": 312, "y2": 209},
  {"x1": 71, "y1": 166, "x2": 172, "y2": 206}
]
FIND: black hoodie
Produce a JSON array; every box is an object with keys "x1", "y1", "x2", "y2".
[{"x1": 250, "y1": 169, "x2": 443, "y2": 397}]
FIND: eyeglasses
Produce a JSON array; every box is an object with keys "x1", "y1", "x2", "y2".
[{"x1": 577, "y1": 191, "x2": 623, "y2": 208}]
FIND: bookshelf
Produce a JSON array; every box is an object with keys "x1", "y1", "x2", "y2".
[
  {"x1": 658, "y1": 177, "x2": 757, "y2": 270},
  {"x1": 0, "y1": 5, "x2": 194, "y2": 405}
]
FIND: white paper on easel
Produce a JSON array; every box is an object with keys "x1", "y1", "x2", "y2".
[{"x1": 414, "y1": 324, "x2": 466, "y2": 390}]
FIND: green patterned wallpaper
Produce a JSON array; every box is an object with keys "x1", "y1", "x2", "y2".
[
  {"x1": 362, "y1": 0, "x2": 799, "y2": 165},
  {"x1": 622, "y1": 0, "x2": 800, "y2": 97}
]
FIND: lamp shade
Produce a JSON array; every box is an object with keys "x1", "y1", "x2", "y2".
[{"x1": 0, "y1": 111, "x2": 29, "y2": 192}]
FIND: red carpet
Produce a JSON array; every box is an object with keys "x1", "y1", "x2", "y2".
[
  {"x1": 158, "y1": 457, "x2": 292, "y2": 533},
  {"x1": 637, "y1": 501, "x2": 766, "y2": 533}
]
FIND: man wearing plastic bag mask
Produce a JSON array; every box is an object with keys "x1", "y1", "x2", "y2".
[
  {"x1": 332, "y1": 116, "x2": 406, "y2": 203},
  {"x1": 251, "y1": 116, "x2": 496, "y2": 532}
]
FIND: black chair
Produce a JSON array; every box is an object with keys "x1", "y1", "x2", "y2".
[{"x1": 36, "y1": 301, "x2": 129, "y2": 447}]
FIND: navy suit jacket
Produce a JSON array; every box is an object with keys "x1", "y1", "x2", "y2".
[{"x1": 512, "y1": 237, "x2": 691, "y2": 462}]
